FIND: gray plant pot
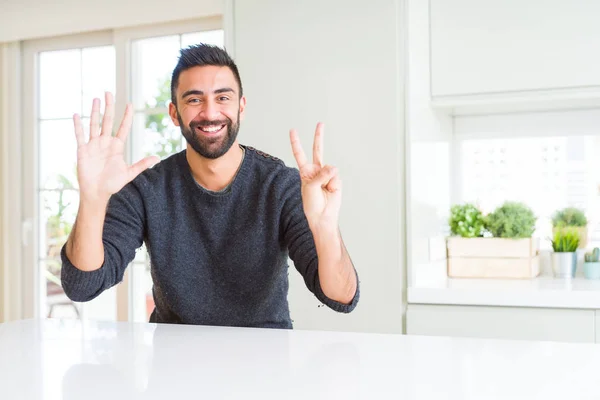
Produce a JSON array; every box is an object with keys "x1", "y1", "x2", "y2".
[{"x1": 552, "y1": 252, "x2": 577, "y2": 278}]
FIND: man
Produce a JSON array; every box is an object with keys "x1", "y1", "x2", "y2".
[{"x1": 61, "y1": 44, "x2": 359, "y2": 328}]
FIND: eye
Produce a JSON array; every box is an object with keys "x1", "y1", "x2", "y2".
[
  {"x1": 218, "y1": 96, "x2": 230, "y2": 101},
  {"x1": 188, "y1": 98, "x2": 201, "y2": 104}
]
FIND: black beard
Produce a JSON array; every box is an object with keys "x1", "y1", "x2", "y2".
[{"x1": 177, "y1": 109, "x2": 240, "y2": 159}]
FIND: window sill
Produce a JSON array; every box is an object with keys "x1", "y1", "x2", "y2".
[{"x1": 408, "y1": 260, "x2": 600, "y2": 309}]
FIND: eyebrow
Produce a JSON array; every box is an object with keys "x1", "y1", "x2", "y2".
[{"x1": 181, "y1": 88, "x2": 236, "y2": 98}]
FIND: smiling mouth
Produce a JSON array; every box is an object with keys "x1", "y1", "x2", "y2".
[{"x1": 196, "y1": 124, "x2": 226, "y2": 135}]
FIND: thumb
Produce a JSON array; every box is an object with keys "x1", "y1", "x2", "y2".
[
  {"x1": 310, "y1": 165, "x2": 338, "y2": 187},
  {"x1": 128, "y1": 156, "x2": 160, "y2": 181}
]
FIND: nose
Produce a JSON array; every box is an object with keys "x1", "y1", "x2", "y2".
[{"x1": 199, "y1": 98, "x2": 220, "y2": 121}]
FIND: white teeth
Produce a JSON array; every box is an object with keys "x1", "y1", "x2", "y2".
[{"x1": 199, "y1": 125, "x2": 224, "y2": 133}]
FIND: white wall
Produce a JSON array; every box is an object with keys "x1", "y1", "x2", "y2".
[
  {"x1": 0, "y1": 45, "x2": 5, "y2": 322},
  {"x1": 0, "y1": 0, "x2": 224, "y2": 42},
  {"x1": 0, "y1": 43, "x2": 22, "y2": 322},
  {"x1": 406, "y1": 0, "x2": 453, "y2": 284},
  {"x1": 233, "y1": 0, "x2": 405, "y2": 334}
]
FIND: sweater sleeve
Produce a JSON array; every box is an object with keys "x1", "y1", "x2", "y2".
[
  {"x1": 280, "y1": 169, "x2": 360, "y2": 313},
  {"x1": 60, "y1": 182, "x2": 146, "y2": 302}
]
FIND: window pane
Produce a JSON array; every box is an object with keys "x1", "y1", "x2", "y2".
[
  {"x1": 135, "y1": 243, "x2": 148, "y2": 263},
  {"x1": 41, "y1": 258, "x2": 81, "y2": 319},
  {"x1": 132, "y1": 35, "x2": 180, "y2": 110},
  {"x1": 461, "y1": 135, "x2": 600, "y2": 249},
  {"x1": 131, "y1": 263, "x2": 154, "y2": 323},
  {"x1": 40, "y1": 189, "x2": 78, "y2": 260},
  {"x1": 39, "y1": 49, "x2": 82, "y2": 119},
  {"x1": 82, "y1": 46, "x2": 116, "y2": 118},
  {"x1": 132, "y1": 112, "x2": 184, "y2": 161},
  {"x1": 39, "y1": 120, "x2": 79, "y2": 190},
  {"x1": 181, "y1": 30, "x2": 225, "y2": 48}
]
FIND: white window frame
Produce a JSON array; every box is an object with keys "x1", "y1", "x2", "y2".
[{"x1": 19, "y1": 16, "x2": 225, "y2": 321}]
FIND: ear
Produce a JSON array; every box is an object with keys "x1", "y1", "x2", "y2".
[
  {"x1": 239, "y1": 96, "x2": 247, "y2": 121},
  {"x1": 169, "y1": 102, "x2": 180, "y2": 126}
]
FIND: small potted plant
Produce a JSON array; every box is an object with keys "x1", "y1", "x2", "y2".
[
  {"x1": 583, "y1": 248, "x2": 600, "y2": 279},
  {"x1": 448, "y1": 203, "x2": 486, "y2": 238},
  {"x1": 485, "y1": 201, "x2": 537, "y2": 239},
  {"x1": 552, "y1": 207, "x2": 588, "y2": 249},
  {"x1": 446, "y1": 201, "x2": 540, "y2": 279},
  {"x1": 550, "y1": 228, "x2": 580, "y2": 279}
]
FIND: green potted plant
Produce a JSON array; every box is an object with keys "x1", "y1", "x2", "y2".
[
  {"x1": 448, "y1": 203, "x2": 486, "y2": 238},
  {"x1": 485, "y1": 201, "x2": 537, "y2": 239},
  {"x1": 583, "y1": 248, "x2": 600, "y2": 279},
  {"x1": 552, "y1": 207, "x2": 588, "y2": 249},
  {"x1": 446, "y1": 201, "x2": 540, "y2": 279},
  {"x1": 550, "y1": 228, "x2": 580, "y2": 279}
]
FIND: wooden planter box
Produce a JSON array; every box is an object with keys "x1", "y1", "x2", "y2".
[{"x1": 447, "y1": 237, "x2": 540, "y2": 279}]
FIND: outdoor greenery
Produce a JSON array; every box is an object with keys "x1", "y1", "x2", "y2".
[
  {"x1": 144, "y1": 75, "x2": 183, "y2": 159},
  {"x1": 44, "y1": 173, "x2": 76, "y2": 257}
]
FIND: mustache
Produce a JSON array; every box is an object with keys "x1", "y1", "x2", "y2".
[{"x1": 190, "y1": 119, "x2": 231, "y2": 129}]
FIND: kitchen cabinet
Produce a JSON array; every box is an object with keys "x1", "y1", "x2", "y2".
[
  {"x1": 430, "y1": 0, "x2": 600, "y2": 101},
  {"x1": 407, "y1": 304, "x2": 596, "y2": 343}
]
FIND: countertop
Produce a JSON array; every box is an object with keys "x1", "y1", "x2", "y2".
[
  {"x1": 2, "y1": 318, "x2": 600, "y2": 399},
  {"x1": 409, "y1": 260, "x2": 600, "y2": 309}
]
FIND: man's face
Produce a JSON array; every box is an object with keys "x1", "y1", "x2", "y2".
[{"x1": 169, "y1": 65, "x2": 246, "y2": 159}]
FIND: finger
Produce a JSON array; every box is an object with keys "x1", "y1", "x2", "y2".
[
  {"x1": 89, "y1": 98, "x2": 100, "y2": 138},
  {"x1": 128, "y1": 156, "x2": 160, "y2": 181},
  {"x1": 313, "y1": 122, "x2": 324, "y2": 167},
  {"x1": 116, "y1": 104, "x2": 134, "y2": 141},
  {"x1": 326, "y1": 174, "x2": 342, "y2": 193},
  {"x1": 73, "y1": 113, "x2": 85, "y2": 147},
  {"x1": 310, "y1": 165, "x2": 338, "y2": 187},
  {"x1": 289, "y1": 129, "x2": 308, "y2": 168},
  {"x1": 100, "y1": 92, "x2": 115, "y2": 137}
]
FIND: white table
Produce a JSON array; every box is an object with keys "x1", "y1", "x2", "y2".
[{"x1": 1, "y1": 318, "x2": 600, "y2": 399}]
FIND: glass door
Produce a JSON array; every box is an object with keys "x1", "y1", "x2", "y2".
[{"x1": 22, "y1": 33, "x2": 117, "y2": 320}]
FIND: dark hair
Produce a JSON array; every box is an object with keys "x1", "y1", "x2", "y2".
[{"x1": 170, "y1": 44, "x2": 243, "y2": 105}]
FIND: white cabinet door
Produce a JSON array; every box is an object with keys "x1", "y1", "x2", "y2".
[
  {"x1": 430, "y1": 0, "x2": 600, "y2": 98},
  {"x1": 407, "y1": 304, "x2": 595, "y2": 343}
]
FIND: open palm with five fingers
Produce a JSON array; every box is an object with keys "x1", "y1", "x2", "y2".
[
  {"x1": 74, "y1": 92, "x2": 159, "y2": 204},
  {"x1": 289, "y1": 122, "x2": 342, "y2": 231}
]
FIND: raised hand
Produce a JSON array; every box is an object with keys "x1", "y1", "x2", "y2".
[
  {"x1": 289, "y1": 122, "x2": 342, "y2": 231},
  {"x1": 74, "y1": 92, "x2": 159, "y2": 204}
]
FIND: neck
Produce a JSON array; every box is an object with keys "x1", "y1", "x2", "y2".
[{"x1": 186, "y1": 141, "x2": 244, "y2": 191}]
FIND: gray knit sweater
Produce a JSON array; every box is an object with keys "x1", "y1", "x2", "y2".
[{"x1": 60, "y1": 145, "x2": 359, "y2": 328}]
